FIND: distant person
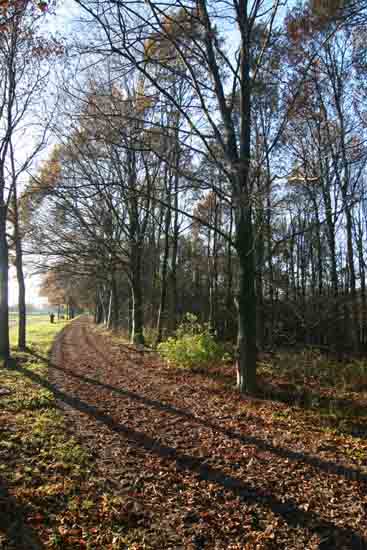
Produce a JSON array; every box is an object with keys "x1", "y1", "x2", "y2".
[{"x1": 50, "y1": 313, "x2": 55, "y2": 324}]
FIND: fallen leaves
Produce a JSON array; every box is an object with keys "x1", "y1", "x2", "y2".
[{"x1": 1, "y1": 317, "x2": 367, "y2": 548}]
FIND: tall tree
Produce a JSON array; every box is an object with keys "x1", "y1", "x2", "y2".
[
  {"x1": 74, "y1": 0, "x2": 290, "y2": 392},
  {"x1": 0, "y1": 1, "x2": 51, "y2": 358}
]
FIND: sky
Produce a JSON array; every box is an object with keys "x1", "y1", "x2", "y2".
[{"x1": 9, "y1": 269, "x2": 48, "y2": 308}]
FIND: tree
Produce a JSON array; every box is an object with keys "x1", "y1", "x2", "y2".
[
  {"x1": 0, "y1": 0, "x2": 51, "y2": 358},
  {"x1": 74, "y1": 0, "x2": 291, "y2": 392}
]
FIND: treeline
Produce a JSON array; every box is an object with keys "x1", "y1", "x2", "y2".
[
  {"x1": 3, "y1": 0, "x2": 367, "y2": 392},
  {"x1": 9, "y1": 304, "x2": 47, "y2": 314}
]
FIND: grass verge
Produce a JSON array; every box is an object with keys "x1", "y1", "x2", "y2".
[{"x1": 0, "y1": 320, "x2": 145, "y2": 549}]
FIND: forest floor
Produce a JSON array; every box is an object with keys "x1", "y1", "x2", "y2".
[{"x1": 1, "y1": 316, "x2": 367, "y2": 549}]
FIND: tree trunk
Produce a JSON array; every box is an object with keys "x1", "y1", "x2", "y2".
[
  {"x1": 207, "y1": 226, "x2": 214, "y2": 331},
  {"x1": 266, "y1": 189, "x2": 274, "y2": 348},
  {"x1": 107, "y1": 289, "x2": 113, "y2": 328},
  {"x1": 255, "y1": 205, "x2": 265, "y2": 351},
  {"x1": 13, "y1": 186, "x2": 26, "y2": 350},
  {"x1": 235, "y1": 207, "x2": 257, "y2": 394},
  {"x1": 157, "y1": 195, "x2": 171, "y2": 343},
  {"x1": 356, "y1": 218, "x2": 366, "y2": 349},
  {"x1": 111, "y1": 273, "x2": 118, "y2": 329},
  {"x1": 16, "y1": 252, "x2": 26, "y2": 350},
  {"x1": 0, "y1": 209, "x2": 9, "y2": 360},
  {"x1": 95, "y1": 302, "x2": 103, "y2": 324},
  {"x1": 170, "y1": 184, "x2": 179, "y2": 331},
  {"x1": 98, "y1": 289, "x2": 107, "y2": 325},
  {"x1": 107, "y1": 272, "x2": 118, "y2": 330},
  {"x1": 320, "y1": 168, "x2": 340, "y2": 352},
  {"x1": 131, "y1": 245, "x2": 144, "y2": 345},
  {"x1": 327, "y1": 219, "x2": 340, "y2": 354},
  {"x1": 225, "y1": 207, "x2": 234, "y2": 339},
  {"x1": 208, "y1": 201, "x2": 219, "y2": 334},
  {"x1": 345, "y1": 206, "x2": 358, "y2": 351}
]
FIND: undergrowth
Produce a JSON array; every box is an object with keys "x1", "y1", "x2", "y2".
[
  {"x1": 258, "y1": 348, "x2": 367, "y2": 394},
  {"x1": 157, "y1": 313, "x2": 225, "y2": 368}
]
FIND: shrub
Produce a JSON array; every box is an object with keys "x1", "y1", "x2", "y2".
[
  {"x1": 157, "y1": 313, "x2": 224, "y2": 368},
  {"x1": 143, "y1": 326, "x2": 158, "y2": 347}
]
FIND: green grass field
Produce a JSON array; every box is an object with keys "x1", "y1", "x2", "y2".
[{"x1": 9, "y1": 316, "x2": 66, "y2": 350}]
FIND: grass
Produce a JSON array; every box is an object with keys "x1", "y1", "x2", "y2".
[
  {"x1": 10, "y1": 317, "x2": 64, "y2": 349},
  {"x1": 0, "y1": 318, "x2": 138, "y2": 549}
]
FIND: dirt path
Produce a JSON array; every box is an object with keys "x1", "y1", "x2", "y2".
[{"x1": 50, "y1": 317, "x2": 367, "y2": 549}]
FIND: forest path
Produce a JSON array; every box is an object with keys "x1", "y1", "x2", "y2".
[{"x1": 49, "y1": 316, "x2": 367, "y2": 549}]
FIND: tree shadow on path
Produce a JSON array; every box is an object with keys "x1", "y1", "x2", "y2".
[
  {"x1": 29, "y1": 350, "x2": 367, "y2": 484},
  {"x1": 11, "y1": 358, "x2": 367, "y2": 550},
  {"x1": 0, "y1": 478, "x2": 44, "y2": 549}
]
